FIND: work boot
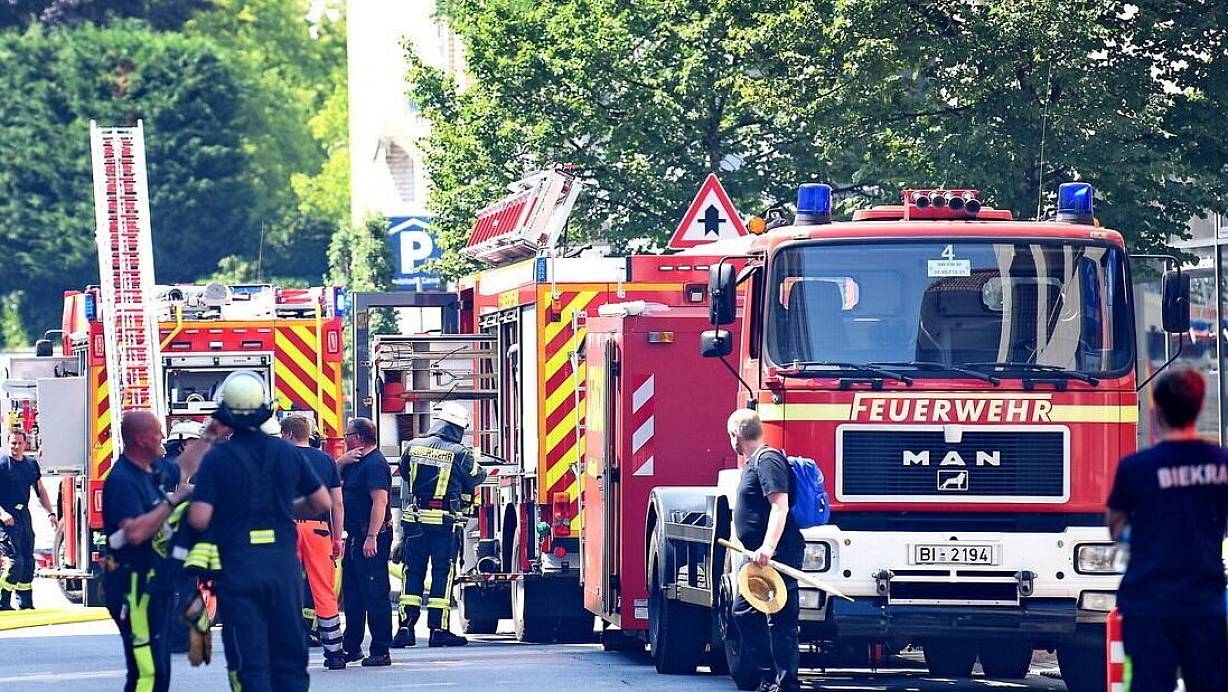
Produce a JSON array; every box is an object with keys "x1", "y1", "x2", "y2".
[
  {"x1": 428, "y1": 629, "x2": 468, "y2": 647},
  {"x1": 361, "y1": 653, "x2": 392, "y2": 667},
  {"x1": 307, "y1": 628, "x2": 322, "y2": 648},
  {"x1": 343, "y1": 649, "x2": 364, "y2": 663},
  {"x1": 391, "y1": 626, "x2": 416, "y2": 648},
  {"x1": 755, "y1": 683, "x2": 779, "y2": 692},
  {"x1": 0, "y1": 589, "x2": 12, "y2": 611},
  {"x1": 323, "y1": 653, "x2": 347, "y2": 670}
]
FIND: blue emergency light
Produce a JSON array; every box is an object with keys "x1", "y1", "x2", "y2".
[
  {"x1": 1057, "y1": 182, "x2": 1095, "y2": 224},
  {"x1": 333, "y1": 287, "x2": 349, "y2": 318},
  {"x1": 83, "y1": 293, "x2": 97, "y2": 321},
  {"x1": 795, "y1": 183, "x2": 833, "y2": 225}
]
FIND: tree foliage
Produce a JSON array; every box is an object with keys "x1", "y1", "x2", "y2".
[
  {"x1": 1, "y1": 292, "x2": 30, "y2": 349},
  {"x1": 0, "y1": 22, "x2": 255, "y2": 335},
  {"x1": 410, "y1": 0, "x2": 1227, "y2": 276}
]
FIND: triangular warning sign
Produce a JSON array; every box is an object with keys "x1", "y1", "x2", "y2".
[{"x1": 667, "y1": 173, "x2": 748, "y2": 250}]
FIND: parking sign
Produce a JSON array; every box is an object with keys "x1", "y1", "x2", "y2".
[{"x1": 388, "y1": 216, "x2": 441, "y2": 289}]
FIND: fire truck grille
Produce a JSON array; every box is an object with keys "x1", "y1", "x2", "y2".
[{"x1": 837, "y1": 427, "x2": 1067, "y2": 501}]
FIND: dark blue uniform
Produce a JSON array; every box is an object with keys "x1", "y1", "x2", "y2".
[
  {"x1": 102, "y1": 454, "x2": 177, "y2": 692},
  {"x1": 340, "y1": 447, "x2": 393, "y2": 659},
  {"x1": 0, "y1": 454, "x2": 42, "y2": 610},
  {"x1": 193, "y1": 429, "x2": 322, "y2": 692},
  {"x1": 396, "y1": 422, "x2": 486, "y2": 637},
  {"x1": 732, "y1": 446, "x2": 803, "y2": 691},
  {"x1": 1107, "y1": 439, "x2": 1228, "y2": 692}
]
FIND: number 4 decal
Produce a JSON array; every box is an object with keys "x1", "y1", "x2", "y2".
[{"x1": 942, "y1": 244, "x2": 956, "y2": 260}]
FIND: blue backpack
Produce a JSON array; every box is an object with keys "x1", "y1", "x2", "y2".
[{"x1": 789, "y1": 456, "x2": 831, "y2": 529}]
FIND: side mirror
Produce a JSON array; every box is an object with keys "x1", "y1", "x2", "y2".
[
  {"x1": 34, "y1": 339, "x2": 53, "y2": 357},
  {"x1": 700, "y1": 329, "x2": 734, "y2": 358},
  {"x1": 1161, "y1": 270, "x2": 1190, "y2": 333},
  {"x1": 708, "y1": 263, "x2": 736, "y2": 325}
]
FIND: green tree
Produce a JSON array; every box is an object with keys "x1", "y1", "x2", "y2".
[
  {"x1": 1, "y1": 292, "x2": 31, "y2": 350},
  {"x1": 0, "y1": 22, "x2": 256, "y2": 335},
  {"x1": 411, "y1": 0, "x2": 1227, "y2": 273}
]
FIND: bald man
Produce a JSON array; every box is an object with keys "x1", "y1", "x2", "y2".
[{"x1": 102, "y1": 411, "x2": 196, "y2": 692}]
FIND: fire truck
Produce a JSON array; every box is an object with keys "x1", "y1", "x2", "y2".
[
  {"x1": 366, "y1": 169, "x2": 735, "y2": 641},
  {"x1": 581, "y1": 183, "x2": 1190, "y2": 692},
  {"x1": 9, "y1": 122, "x2": 347, "y2": 602}
]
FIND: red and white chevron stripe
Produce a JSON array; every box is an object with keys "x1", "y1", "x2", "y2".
[{"x1": 631, "y1": 374, "x2": 655, "y2": 477}]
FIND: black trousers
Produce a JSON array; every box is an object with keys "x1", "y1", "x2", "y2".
[
  {"x1": 0, "y1": 511, "x2": 35, "y2": 608},
  {"x1": 104, "y1": 567, "x2": 173, "y2": 692},
  {"x1": 342, "y1": 529, "x2": 392, "y2": 657},
  {"x1": 399, "y1": 521, "x2": 458, "y2": 630},
  {"x1": 216, "y1": 560, "x2": 309, "y2": 692},
  {"x1": 1122, "y1": 612, "x2": 1228, "y2": 692},
  {"x1": 733, "y1": 572, "x2": 800, "y2": 689}
]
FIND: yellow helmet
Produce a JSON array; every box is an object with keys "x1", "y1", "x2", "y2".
[{"x1": 214, "y1": 370, "x2": 273, "y2": 430}]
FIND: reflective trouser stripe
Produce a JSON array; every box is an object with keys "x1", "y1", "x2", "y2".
[
  {"x1": 399, "y1": 593, "x2": 422, "y2": 607},
  {"x1": 229, "y1": 670, "x2": 242, "y2": 692},
  {"x1": 317, "y1": 614, "x2": 343, "y2": 653},
  {"x1": 126, "y1": 571, "x2": 156, "y2": 692},
  {"x1": 15, "y1": 581, "x2": 32, "y2": 591}
]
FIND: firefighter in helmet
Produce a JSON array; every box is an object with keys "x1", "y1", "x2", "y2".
[
  {"x1": 186, "y1": 371, "x2": 330, "y2": 691},
  {"x1": 391, "y1": 402, "x2": 488, "y2": 648}
]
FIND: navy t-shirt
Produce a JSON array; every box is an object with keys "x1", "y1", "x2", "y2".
[
  {"x1": 102, "y1": 455, "x2": 168, "y2": 570},
  {"x1": 341, "y1": 448, "x2": 391, "y2": 535},
  {"x1": 193, "y1": 430, "x2": 323, "y2": 571},
  {"x1": 734, "y1": 446, "x2": 804, "y2": 568},
  {"x1": 0, "y1": 454, "x2": 41, "y2": 515},
  {"x1": 1107, "y1": 440, "x2": 1228, "y2": 616},
  {"x1": 296, "y1": 446, "x2": 340, "y2": 522}
]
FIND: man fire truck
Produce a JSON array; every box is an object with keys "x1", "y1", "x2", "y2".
[
  {"x1": 7, "y1": 122, "x2": 347, "y2": 603},
  {"x1": 581, "y1": 182, "x2": 1190, "y2": 692},
  {"x1": 366, "y1": 168, "x2": 733, "y2": 642}
]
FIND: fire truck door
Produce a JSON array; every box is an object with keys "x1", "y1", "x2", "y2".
[{"x1": 600, "y1": 339, "x2": 621, "y2": 617}]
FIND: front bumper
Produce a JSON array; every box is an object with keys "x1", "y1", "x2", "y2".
[{"x1": 804, "y1": 597, "x2": 1091, "y2": 641}]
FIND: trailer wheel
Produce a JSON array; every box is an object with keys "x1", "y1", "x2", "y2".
[
  {"x1": 923, "y1": 640, "x2": 978, "y2": 678},
  {"x1": 978, "y1": 640, "x2": 1032, "y2": 679},
  {"x1": 1057, "y1": 625, "x2": 1108, "y2": 692},
  {"x1": 511, "y1": 579, "x2": 553, "y2": 643}
]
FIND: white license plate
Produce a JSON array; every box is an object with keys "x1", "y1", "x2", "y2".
[{"x1": 912, "y1": 544, "x2": 998, "y2": 565}]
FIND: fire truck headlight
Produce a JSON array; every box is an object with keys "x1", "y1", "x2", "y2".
[
  {"x1": 803, "y1": 542, "x2": 831, "y2": 572},
  {"x1": 1075, "y1": 543, "x2": 1123, "y2": 574},
  {"x1": 1079, "y1": 591, "x2": 1117, "y2": 612}
]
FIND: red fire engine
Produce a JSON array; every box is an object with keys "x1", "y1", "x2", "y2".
[{"x1": 579, "y1": 183, "x2": 1191, "y2": 692}]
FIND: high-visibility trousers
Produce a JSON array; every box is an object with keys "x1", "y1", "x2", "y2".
[
  {"x1": 0, "y1": 510, "x2": 35, "y2": 608},
  {"x1": 295, "y1": 520, "x2": 341, "y2": 655},
  {"x1": 399, "y1": 521, "x2": 458, "y2": 630},
  {"x1": 104, "y1": 566, "x2": 173, "y2": 692}
]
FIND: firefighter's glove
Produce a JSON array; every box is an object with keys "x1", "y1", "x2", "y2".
[
  {"x1": 391, "y1": 540, "x2": 402, "y2": 564},
  {"x1": 182, "y1": 592, "x2": 213, "y2": 666}
]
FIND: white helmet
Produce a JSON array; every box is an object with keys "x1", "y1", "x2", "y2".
[
  {"x1": 259, "y1": 416, "x2": 282, "y2": 437},
  {"x1": 168, "y1": 421, "x2": 203, "y2": 442},
  {"x1": 214, "y1": 370, "x2": 273, "y2": 430},
  {"x1": 437, "y1": 402, "x2": 470, "y2": 430}
]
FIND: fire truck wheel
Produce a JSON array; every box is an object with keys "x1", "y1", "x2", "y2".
[
  {"x1": 1056, "y1": 626, "x2": 1108, "y2": 692},
  {"x1": 977, "y1": 640, "x2": 1032, "y2": 679},
  {"x1": 719, "y1": 550, "x2": 760, "y2": 690},
  {"x1": 647, "y1": 533, "x2": 703, "y2": 674},
  {"x1": 556, "y1": 616, "x2": 596, "y2": 643},
  {"x1": 511, "y1": 580, "x2": 554, "y2": 643},
  {"x1": 922, "y1": 640, "x2": 978, "y2": 678},
  {"x1": 52, "y1": 525, "x2": 83, "y2": 604}
]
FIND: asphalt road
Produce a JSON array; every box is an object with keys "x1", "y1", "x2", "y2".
[{"x1": 0, "y1": 616, "x2": 1070, "y2": 691}]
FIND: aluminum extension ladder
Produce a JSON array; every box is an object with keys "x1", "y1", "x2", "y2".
[{"x1": 89, "y1": 120, "x2": 164, "y2": 452}]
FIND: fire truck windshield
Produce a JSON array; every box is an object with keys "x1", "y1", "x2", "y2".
[{"x1": 765, "y1": 240, "x2": 1133, "y2": 378}]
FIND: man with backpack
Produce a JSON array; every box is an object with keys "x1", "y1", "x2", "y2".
[{"x1": 727, "y1": 409, "x2": 804, "y2": 692}]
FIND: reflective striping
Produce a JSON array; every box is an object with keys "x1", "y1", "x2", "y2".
[
  {"x1": 92, "y1": 365, "x2": 114, "y2": 479},
  {"x1": 249, "y1": 529, "x2": 275, "y2": 545},
  {"x1": 632, "y1": 375, "x2": 654, "y2": 413},
  {"x1": 633, "y1": 456, "x2": 655, "y2": 477},
  {"x1": 540, "y1": 290, "x2": 599, "y2": 500},
  {"x1": 544, "y1": 440, "x2": 581, "y2": 491},
  {"x1": 1049, "y1": 405, "x2": 1138, "y2": 423},
  {"x1": 759, "y1": 403, "x2": 854, "y2": 422},
  {"x1": 759, "y1": 401, "x2": 1138, "y2": 423},
  {"x1": 1110, "y1": 641, "x2": 1125, "y2": 664},
  {"x1": 273, "y1": 323, "x2": 343, "y2": 435},
  {"x1": 631, "y1": 417, "x2": 654, "y2": 454}
]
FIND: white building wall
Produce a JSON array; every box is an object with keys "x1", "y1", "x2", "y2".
[{"x1": 348, "y1": 0, "x2": 467, "y2": 225}]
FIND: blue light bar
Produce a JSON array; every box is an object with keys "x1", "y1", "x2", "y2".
[
  {"x1": 83, "y1": 293, "x2": 97, "y2": 322},
  {"x1": 796, "y1": 183, "x2": 833, "y2": 225},
  {"x1": 1057, "y1": 182, "x2": 1094, "y2": 223},
  {"x1": 333, "y1": 287, "x2": 349, "y2": 318}
]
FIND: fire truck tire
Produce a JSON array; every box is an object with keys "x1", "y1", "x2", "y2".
[
  {"x1": 705, "y1": 643, "x2": 730, "y2": 675},
  {"x1": 922, "y1": 640, "x2": 978, "y2": 678},
  {"x1": 719, "y1": 549, "x2": 760, "y2": 690},
  {"x1": 52, "y1": 525, "x2": 84, "y2": 604},
  {"x1": 1056, "y1": 626, "x2": 1108, "y2": 692},
  {"x1": 647, "y1": 533, "x2": 703, "y2": 674},
  {"x1": 511, "y1": 580, "x2": 554, "y2": 643},
  {"x1": 457, "y1": 596, "x2": 499, "y2": 635},
  {"x1": 556, "y1": 616, "x2": 596, "y2": 643},
  {"x1": 977, "y1": 640, "x2": 1032, "y2": 679}
]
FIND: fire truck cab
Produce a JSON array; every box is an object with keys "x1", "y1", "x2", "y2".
[{"x1": 632, "y1": 184, "x2": 1190, "y2": 692}]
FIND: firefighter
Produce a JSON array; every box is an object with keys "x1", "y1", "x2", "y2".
[
  {"x1": 0, "y1": 428, "x2": 56, "y2": 610},
  {"x1": 337, "y1": 417, "x2": 394, "y2": 666},
  {"x1": 280, "y1": 414, "x2": 346, "y2": 670},
  {"x1": 186, "y1": 371, "x2": 330, "y2": 692},
  {"x1": 391, "y1": 402, "x2": 487, "y2": 648},
  {"x1": 159, "y1": 420, "x2": 203, "y2": 653},
  {"x1": 101, "y1": 411, "x2": 197, "y2": 692}
]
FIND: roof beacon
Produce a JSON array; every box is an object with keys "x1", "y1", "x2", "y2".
[
  {"x1": 795, "y1": 183, "x2": 833, "y2": 225},
  {"x1": 1056, "y1": 182, "x2": 1095, "y2": 225}
]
